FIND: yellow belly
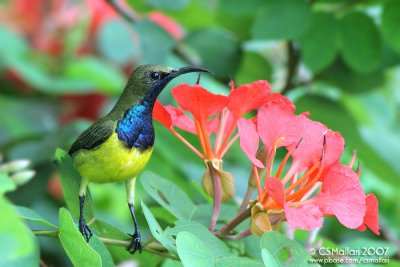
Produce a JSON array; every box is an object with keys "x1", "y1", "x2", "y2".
[{"x1": 72, "y1": 133, "x2": 153, "y2": 183}]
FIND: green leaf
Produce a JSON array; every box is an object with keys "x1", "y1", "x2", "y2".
[
  {"x1": 64, "y1": 57, "x2": 125, "y2": 95},
  {"x1": 382, "y1": 0, "x2": 400, "y2": 54},
  {"x1": 235, "y1": 52, "x2": 272, "y2": 84},
  {"x1": 300, "y1": 12, "x2": 338, "y2": 73},
  {"x1": 0, "y1": 172, "x2": 16, "y2": 194},
  {"x1": 141, "y1": 201, "x2": 177, "y2": 253},
  {"x1": 166, "y1": 220, "x2": 230, "y2": 257},
  {"x1": 0, "y1": 198, "x2": 39, "y2": 267},
  {"x1": 147, "y1": 0, "x2": 189, "y2": 10},
  {"x1": 54, "y1": 149, "x2": 94, "y2": 220},
  {"x1": 160, "y1": 0, "x2": 217, "y2": 29},
  {"x1": 338, "y1": 12, "x2": 382, "y2": 73},
  {"x1": 215, "y1": 256, "x2": 263, "y2": 267},
  {"x1": 96, "y1": 19, "x2": 140, "y2": 65},
  {"x1": 88, "y1": 236, "x2": 115, "y2": 267},
  {"x1": 58, "y1": 208, "x2": 102, "y2": 267},
  {"x1": 184, "y1": 28, "x2": 241, "y2": 79},
  {"x1": 133, "y1": 20, "x2": 175, "y2": 64},
  {"x1": 7, "y1": 58, "x2": 94, "y2": 94},
  {"x1": 261, "y1": 248, "x2": 279, "y2": 267},
  {"x1": 260, "y1": 232, "x2": 315, "y2": 266},
  {"x1": 176, "y1": 232, "x2": 263, "y2": 267},
  {"x1": 0, "y1": 26, "x2": 28, "y2": 63},
  {"x1": 176, "y1": 231, "x2": 220, "y2": 267},
  {"x1": 251, "y1": 0, "x2": 311, "y2": 40},
  {"x1": 140, "y1": 171, "x2": 196, "y2": 220},
  {"x1": 319, "y1": 59, "x2": 384, "y2": 93},
  {"x1": 218, "y1": 0, "x2": 265, "y2": 16},
  {"x1": 15, "y1": 206, "x2": 57, "y2": 229}
]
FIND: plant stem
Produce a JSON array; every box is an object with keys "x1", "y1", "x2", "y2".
[
  {"x1": 281, "y1": 41, "x2": 300, "y2": 94},
  {"x1": 207, "y1": 161, "x2": 222, "y2": 231},
  {"x1": 238, "y1": 184, "x2": 254, "y2": 213},
  {"x1": 32, "y1": 230, "x2": 179, "y2": 260},
  {"x1": 215, "y1": 205, "x2": 252, "y2": 237},
  {"x1": 223, "y1": 229, "x2": 251, "y2": 240}
]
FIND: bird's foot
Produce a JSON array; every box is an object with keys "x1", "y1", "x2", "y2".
[
  {"x1": 79, "y1": 219, "x2": 93, "y2": 242},
  {"x1": 127, "y1": 232, "x2": 142, "y2": 254}
]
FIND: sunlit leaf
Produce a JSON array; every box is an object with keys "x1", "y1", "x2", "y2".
[
  {"x1": 58, "y1": 208, "x2": 102, "y2": 266},
  {"x1": 141, "y1": 201, "x2": 177, "y2": 253},
  {"x1": 166, "y1": 220, "x2": 230, "y2": 257},
  {"x1": 64, "y1": 57, "x2": 125, "y2": 95},
  {"x1": 15, "y1": 206, "x2": 57, "y2": 229},
  {"x1": 140, "y1": 171, "x2": 196, "y2": 220}
]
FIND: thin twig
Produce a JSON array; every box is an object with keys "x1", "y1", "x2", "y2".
[
  {"x1": 106, "y1": 0, "x2": 140, "y2": 22},
  {"x1": 223, "y1": 229, "x2": 251, "y2": 240},
  {"x1": 281, "y1": 41, "x2": 300, "y2": 94},
  {"x1": 238, "y1": 185, "x2": 254, "y2": 213},
  {"x1": 32, "y1": 230, "x2": 179, "y2": 260},
  {"x1": 214, "y1": 205, "x2": 252, "y2": 237},
  {"x1": 207, "y1": 161, "x2": 222, "y2": 231}
]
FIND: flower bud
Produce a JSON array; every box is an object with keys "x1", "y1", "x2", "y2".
[
  {"x1": 0, "y1": 159, "x2": 31, "y2": 173},
  {"x1": 201, "y1": 160, "x2": 234, "y2": 201},
  {"x1": 250, "y1": 202, "x2": 272, "y2": 236},
  {"x1": 10, "y1": 170, "x2": 35, "y2": 186}
]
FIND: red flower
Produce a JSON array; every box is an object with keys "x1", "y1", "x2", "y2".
[
  {"x1": 238, "y1": 94, "x2": 379, "y2": 234},
  {"x1": 153, "y1": 81, "x2": 270, "y2": 160},
  {"x1": 357, "y1": 194, "x2": 380, "y2": 235},
  {"x1": 60, "y1": 93, "x2": 107, "y2": 124}
]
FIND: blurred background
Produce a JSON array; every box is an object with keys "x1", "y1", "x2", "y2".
[{"x1": 0, "y1": 0, "x2": 399, "y2": 266}]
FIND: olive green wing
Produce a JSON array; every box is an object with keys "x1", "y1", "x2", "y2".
[{"x1": 68, "y1": 120, "x2": 115, "y2": 156}]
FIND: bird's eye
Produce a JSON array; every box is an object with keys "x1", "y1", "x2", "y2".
[{"x1": 149, "y1": 71, "x2": 160, "y2": 80}]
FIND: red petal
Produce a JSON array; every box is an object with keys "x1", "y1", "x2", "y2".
[
  {"x1": 257, "y1": 104, "x2": 299, "y2": 151},
  {"x1": 153, "y1": 100, "x2": 172, "y2": 128},
  {"x1": 266, "y1": 177, "x2": 284, "y2": 207},
  {"x1": 165, "y1": 106, "x2": 196, "y2": 134},
  {"x1": 289, "y1": 116, "x2": 328, "y2": 168},
  {"x1": 237, "y1": 118, "x2": 263, "y2": 168},
  {"x1": 324, "y1": 130, "x2": 345, "y2": 167},
  {"x1": 228, "y1": 80, "x2": 271, "y2": 119},
  {"x1": 265, "y1": 93, "x2": 295, "y2": 112},
  {"x1": 316, "y1": 164, "x2": 366, "y2": 229},
  {"x1": 172, "y1": 84, "x2": 228, "y2": 122},
  {"x1": 285, "y1": 204, "x2": 323, "y2": 230},
  {"x1": 357, "y1": 194, "x2": 380, "y2": 235}
]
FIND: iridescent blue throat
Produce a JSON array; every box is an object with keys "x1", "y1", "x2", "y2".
[{"x1": 116, "y1": 100, "x2": 154, "y2": 150}]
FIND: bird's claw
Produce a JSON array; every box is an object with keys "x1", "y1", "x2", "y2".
[
  {"x1": 79, "y1": 219, "x2": 93, "y2": 242},
  {"x1": 127, "y1": 232, "x2": 142, "y2": 254}
]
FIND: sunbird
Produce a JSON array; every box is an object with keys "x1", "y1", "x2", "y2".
[{"x1": 68, "y1": 65, "x2": 209, "y2": 254}]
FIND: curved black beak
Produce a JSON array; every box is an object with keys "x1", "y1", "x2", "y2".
[
  {"x1": 170, "y1": 66, "x2": 212, "y2": 78},
  {"x1": 155, "y1": 66, "x2": 213, "y2": 96}
]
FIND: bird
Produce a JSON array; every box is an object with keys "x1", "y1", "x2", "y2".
[{"x1": 68, "y1": 65, "x2": 209, "y2": 254}]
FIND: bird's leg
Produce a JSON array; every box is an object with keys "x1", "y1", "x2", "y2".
[
  {"x1": 126, "y1": 178, "x2": 142, "y2": 254},
  {"x1": 78, "y1": 179, "x2": 92, "y2": 242}
]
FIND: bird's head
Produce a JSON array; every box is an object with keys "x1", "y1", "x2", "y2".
[{"x1": 125, "y1": 64, "x2": 211, "y2": 101}]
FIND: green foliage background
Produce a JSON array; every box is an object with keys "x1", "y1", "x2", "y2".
[{"x1": 0, "y1": 0, "x2": 399, "y2": 266}]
